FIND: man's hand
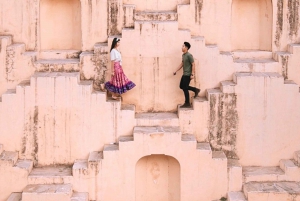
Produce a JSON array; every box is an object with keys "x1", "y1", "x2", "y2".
[{"x1": 190, "y1": 74, "x2": 194, "y2": 80}]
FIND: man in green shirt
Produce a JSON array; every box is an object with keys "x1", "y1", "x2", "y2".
[{"x1": 173, "y1": 42, "x2": 200, "y2": 108}]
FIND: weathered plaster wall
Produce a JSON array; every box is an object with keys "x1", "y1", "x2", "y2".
[
  {"x1": 0, "y1": 0, "x2": 38, "y2": 50},
  {"x1": 0, "y1": 73, "x2": 135, "y2": 166},
  {"x1": 273, "y1": 0, "x2": 300, "y2": 51},
  {"x1": 235, "y1": 73, "x2": 300, "y2": 166}
]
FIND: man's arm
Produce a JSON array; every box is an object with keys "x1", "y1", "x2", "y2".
[
  {"x1": 190, "y1": 62, "x2": 195, "y2": 80},
  {"x1": 173, "y1": 62, "x2": 183, "y2": 75}
]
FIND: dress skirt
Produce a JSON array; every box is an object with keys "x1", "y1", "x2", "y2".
[{"x1": 105, "y1": 61, "x2": 136, "y2": 94}]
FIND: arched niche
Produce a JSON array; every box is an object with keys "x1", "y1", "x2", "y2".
[
  {"x1": 231, "y1": 0, "x2": 273, "y2": 50},
  {"x1": 135, "y1": 154, "x2": 180, "y2": 201},
  {"x1": 40, "y1": 0, "x2": 82, "y2": 50}
]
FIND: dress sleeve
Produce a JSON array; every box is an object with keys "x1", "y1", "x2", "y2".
[
  {"x1": 110, "y1": 50, "x2": 117, "y2": 61},
  {"x1": 188, "y1": 54, "x2": 194, "y2": 64}
]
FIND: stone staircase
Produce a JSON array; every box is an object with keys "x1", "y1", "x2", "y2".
[
  {"x1": 1, "y1": 143, "x2": 89, "y2": 201},
  {"x1": 0, "y1": 71, "x2": 135, "y2": 165},
  {"x1": 225, "y1": 150, "x2": 300, "y2": 201},
  {"x1": 49, "y1": 109, "x2": 227, "y2": 200}
]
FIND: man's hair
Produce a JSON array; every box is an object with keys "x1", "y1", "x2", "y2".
[{"x1": 184, "y1": 42, "x2": 191, "y2": 50}]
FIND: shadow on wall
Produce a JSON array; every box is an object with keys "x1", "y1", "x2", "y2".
[{"x1": 136, "y1": 155, "x2": 180, "y2": 201}]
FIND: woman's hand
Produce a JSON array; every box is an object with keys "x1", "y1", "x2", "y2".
[{"x1": 111, "y1": 72, "x2": 115, "y2": 77}]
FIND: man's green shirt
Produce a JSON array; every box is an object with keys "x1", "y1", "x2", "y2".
[{"x1": 182, "y1": 52, "x2": 194, "y2": 76}]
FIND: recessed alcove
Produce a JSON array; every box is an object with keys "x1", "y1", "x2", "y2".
[
  {"x1": 40, "y1": 0, "x2": 82, "y2": 50},
  {"x1": 136, "y1": 155, "x2": 180, "y2": 201},
  {"x1": 231, "y1": 0, "x2": 272, "y2": 50}
]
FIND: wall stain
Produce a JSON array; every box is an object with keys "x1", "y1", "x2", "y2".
[
  {"x1": 33, "y1": 106, "x2": 39, "y2": 164},
  {"x1": 195, "y1": 0, "x2": 203, "y2": 24},
  {"x1": 209, "y1": 92, "x2": 239, "y2": 159},
  {"x1": 108, "y1": 0, "x2": 120, "y2": 36},
  {"x1": 288, "y1": 0, "x2": 300, "y2": 37},
  {"x1": 275, "y1": 0, "x2": 284, "y2": 47},
  {"x1": 281, "y1": 54, "x2": 290, "y2": 79}
]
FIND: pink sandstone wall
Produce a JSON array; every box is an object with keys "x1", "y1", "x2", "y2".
[{"x1": 0, "y1": 0, "x2": 300, "y2": 200}]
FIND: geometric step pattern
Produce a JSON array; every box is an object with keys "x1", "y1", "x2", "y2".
[
  {"x1": 22, "y1": 184, "x2": 73, "y2": 201},
  {"x1": 28, "y1": 166, "x2": 73, "y2": 184},
  {"x1": 7, "y1": 193, "x2": 22, "y2": 201},
  {"x1": 0, "y1": 151, "x2": 18, "y2": 166},
  {"x1": 135, "y1": 112, "x2": 179, "y2": 127},
  {"x1": 34, "y1": 59, "x2": 80, "y2": 72},
  {"x1": 228, "y1": 191, "x2": 247, "y2": 201},
  {"x1": 135, "y1": 11, "x2": 178, "y2": 21},
  {"x1": 243, "y1": 181, "x2": 300, "y2": 201},
  {"x1": 70, "y1": 192, "x2": 89, "y2": 201},
  {"x1": 243, "y1": 159, "x2": 300, "y2": 183}
]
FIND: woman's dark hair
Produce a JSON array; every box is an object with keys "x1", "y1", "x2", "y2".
[
  {"x1": 184, "y1": 42, "x2": 191, "y2": 50},
  {"x1": 110, "y1": 38, "x2": 120, "y2": 52}
]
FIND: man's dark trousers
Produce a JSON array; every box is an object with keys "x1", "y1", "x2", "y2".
[{"x1": 180, "y1": 75, "x2": 197, "y2": 104}]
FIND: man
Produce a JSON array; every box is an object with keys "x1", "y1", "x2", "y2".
[{"x1": 173, "y1": 42, "x2": 200, "y2": 108}]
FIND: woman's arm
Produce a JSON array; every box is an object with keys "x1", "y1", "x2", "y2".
[{"x1": 111, "y1": 60, "x2": 115, "y2": 76}]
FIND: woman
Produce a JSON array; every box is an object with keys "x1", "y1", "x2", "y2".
[{"x1": 105, "y1": 38, "x2": 136, "y2": 99}]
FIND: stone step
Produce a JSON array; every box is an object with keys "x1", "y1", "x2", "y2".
[
  {"x1": 220, "y1": 81, "x2": 236, "y2": 94},
  {"x1": 88, "y1": 151, "x2": 103, "y2": 166},
  {"x1": 0, "y1": 35, "x2": 12, "y2": 47},
  {"x1": 133, "y1": 126, "x2": 181, "y2": 143},
  {"x1": 273, "y1": 51, "x2": 292, "y2": 62},
  {"x1": 212, "y1": 151, "x2": 227, "y2": 160},
  {"x1": 23, "y1": 51, "x2": 38, "y2": 60},
  {"x1": 35, "y1": 59, "x2": 80, "y2": 72},
  {"x1": 135, "y1": 11, "x2": 178, "y2": 21},
  {"x1": 288, "y1": 43, "x2": 300, "y2": 54},
  {"x1": 0, "y1": 151, "x2": 18, "y2": 166},
  {"x1": 243, "y1": 166, "x2": 285, "y2": 183},
  {"x1": 228, "y1": 159, "x2": 242, "y2": 192},
  {"x1": 228, "y1": 191, "x2": 247, "y2": 201},
  {"x1": 73, "y1": 160, "x2": 88, "y2": 175},
  {"x1": 135, "y1": 112, "x2": 179, "y2": 127},
  {"x1": 7, "y1": 43, "x2": 26, "y2": 55},
  {"x1": 279, "y1": 159, "x2": 300, "y2": 181},
  {"x1": 22, "y1": 184, "x2": 73, "y2": 201},
  {"x1": 39, "y1": 50, "x2": 81, "y2": 59},
  {"x1": 294, "y1": 150, "x2": 300, "y2": 166},
  {"x1": 70, "y1": 192, "x2": 89, "y2": 201},
  {"x1": 28, "y1": 165, "x2": 73, "y2": 184},
  {"x1": 232, "y1": 51, "x2": 273, "y2": 60},
  {"x1": 233, "y1": 58, "x2": 278, "y2": 73},
  {"x1": 206, "y1": 88, "x2": 222, "y2": 101},
  {"x1": 197, "y1": 143, "x2": 212, "y2": 158},
  {"x1": 243, "y1": 181, "x2": 300, "y2": 200},
  {"x1": 94, "y1": 43, "x2": 108, "y2": 54},
  {"x1": 103, "y1": 144, "x2": 119, "y2": 159},
  {"x1": 15, "y1": 159, "x2": 34, "y2": 173},
  {"x1": 7, "y1": 193, "x2": 22, "y2": 201}
]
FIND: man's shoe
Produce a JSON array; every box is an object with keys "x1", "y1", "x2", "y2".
[
  {"x1": 194, "y1": 88, "x2": 200, "y2": 98},
  {"x1": 180, "y1": 103, "x2": 191, "y2": 108}
]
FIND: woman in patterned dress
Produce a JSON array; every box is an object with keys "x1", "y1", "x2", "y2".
[{"x1": 105, "y1": 38, "x2": 136, "y2": 99}]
